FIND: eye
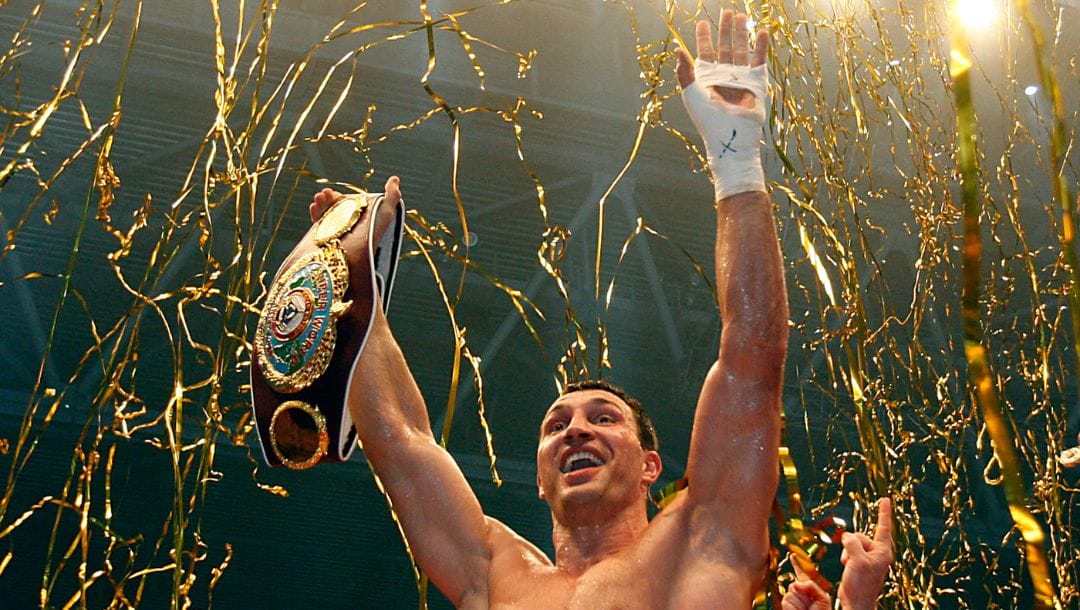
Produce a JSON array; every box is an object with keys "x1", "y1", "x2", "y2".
[
  {"x1": 596, "y1": 414, "x2": 615, "y2": 424},
  {"x1": 548, "y1": 421, "x2": 566, "y2": 433}
]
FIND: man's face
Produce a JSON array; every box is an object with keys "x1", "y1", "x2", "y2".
[{"x1": 536, "y1": 389, "x2": 661, "y2": 514}]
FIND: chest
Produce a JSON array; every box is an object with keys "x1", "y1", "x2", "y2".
[
  {"x1": 485, "y1": 543, "x2": 747, "y2": 609},
  {"x1": 479, "y1": 505, "x2": 758, "y2": 610},
  {"x1": 488, "y1": 565, "x2": 751, "y2": 610},
  {"x1": 487, "y1": 558, "x2": 665, "y2": 610}
]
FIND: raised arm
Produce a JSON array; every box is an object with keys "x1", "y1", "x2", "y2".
[
  {"x1": 311, "y1": 178, "x2": 496, "y2": 606},
  {"x1": 675, "y1": 8, "x2": 787, "y2": 560}
]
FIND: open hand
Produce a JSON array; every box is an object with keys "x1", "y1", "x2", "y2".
[{"x1": 675, "y1": 8, "x2": 768, "y2": 109}]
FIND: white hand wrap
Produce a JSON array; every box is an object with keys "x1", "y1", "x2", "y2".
[{"x1": 681, "y1": 59, "x2": 769, "y2": 201}]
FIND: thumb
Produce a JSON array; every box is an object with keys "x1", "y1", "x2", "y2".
[
  {"x1": 372, "y1": 176, "x2": 403, "y2": 244},
  {"x1": 382, "y1": 176, "x2": 402, "y2": 209},
  {"x1": 840, "y1": 531, "x2": 865, "y2": 565},
  {"x1": 676, "y1": 47, "x2": 695, "y2": 89}
]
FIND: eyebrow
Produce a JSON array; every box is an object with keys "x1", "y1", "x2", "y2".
[
  {"x1": 543, "y1": 396, "x2": 624, "y2": 419},
  {"x1": 541, "y1": 404, "x2": 566, "y2": 420}
]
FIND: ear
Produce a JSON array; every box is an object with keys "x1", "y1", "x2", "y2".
[{"x1": 641, "y1": 450, "x2": 662, "y2": 486}]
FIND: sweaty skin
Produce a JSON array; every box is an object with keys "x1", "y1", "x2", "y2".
[{"x1": 314, "y1": 6, "x2": 787, "y2": 608}]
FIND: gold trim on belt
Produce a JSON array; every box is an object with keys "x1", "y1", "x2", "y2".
[{"x1": 252, "y1": 194, "x2": 375, "y2": 469}]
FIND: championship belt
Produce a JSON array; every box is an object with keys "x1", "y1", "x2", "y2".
[{"x1": 249, "y1": 192, "x2": 405, "y2": 469}]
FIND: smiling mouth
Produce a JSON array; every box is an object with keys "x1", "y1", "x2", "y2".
[{"x1": 561, "y1": 451, "x2": 605, "y2": 473}]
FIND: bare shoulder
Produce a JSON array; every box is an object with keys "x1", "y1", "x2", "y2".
[
  {"x1": 484, "y1": 517, "x2": 551, "y2": 564},
  {"x1": 643, "y1": 492, "x2": 750, "y2": 558},
  {"x1": 479, "y1": 517, "x2": 573, "y2": 609}
]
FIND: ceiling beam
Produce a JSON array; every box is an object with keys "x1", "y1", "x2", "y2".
[
  {"x1": 0, "y1": 215, "x2": 62, "y2": 390},
  {"x1": 446, "y1": 172, "x2": 598, "y2": 420},
  {"x1": 620, "y1": 195, "x2": 684, "y2": 362}
]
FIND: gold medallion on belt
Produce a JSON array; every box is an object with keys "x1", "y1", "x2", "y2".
[
  {"x1": 269, "y1": 400, "x2": 330, "y2": 470},
  {"x1": 313, "y1": 194, "x2": 369, "y2": 245},
  {"x1": 254, "y1": 194, "x2": 370, "y2": 395}
]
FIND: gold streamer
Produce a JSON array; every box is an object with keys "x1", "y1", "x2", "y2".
[{"x1": 951, "y1": 9, "x2": 1059, "y2": 609}]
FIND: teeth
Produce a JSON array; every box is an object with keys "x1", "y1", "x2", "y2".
[{"x1": 561, "y1": 451, "x2": 604, "y2": 473}]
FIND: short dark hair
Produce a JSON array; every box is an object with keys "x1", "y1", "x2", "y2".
[{"x1": 561, "y1": 379, "x2": 659, "y2": 453}]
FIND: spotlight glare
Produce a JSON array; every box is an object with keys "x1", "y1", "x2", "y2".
[
  {"x1": 746, "y1": 18, "x2": 757, "y2": 31},
  {"x1": 953, "y1": 0, "x2": 997, "y2": 31},
  {"x1": 1024, "y1": 85, "x2": 1039, "y2": 96}
]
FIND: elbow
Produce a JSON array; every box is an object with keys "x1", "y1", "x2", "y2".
[
  {"x1": 719, "y1": 295, "x2": 787, "y2": 349},
  {"x1": 360, "y1": 423, "x2": 434, "y2": 464},
  {"x1": 718, "y1": 320, "x2": 789, "y2": 367}
]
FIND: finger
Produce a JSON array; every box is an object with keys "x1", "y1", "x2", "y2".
[
  {"x1": 800, "y1": 580, "x2": 831, "y2": 603},
  {"x1": 841, "y1": 532, "x2": 867, "y2": 564},
  {"x1": 732, "y1": 13, "x2": 749, "y2": 65},
  {"x1": 751, "y1": 28, "x2": 769, "y2": 67},
  {"x1": 856, "y1": 532, "x2": 874, "y2": 551},
  {"x1": 791, "y1": 581, "x2": 830, "y2": 607},
  {"x1": 310, "y1": 188, "x2": 338, "y2": 222},
  {"x1": 874, "y1": 497, "x2": 894, "y2": 546},
  {"x1": 676, "y1": 46, "x2": 695, "y2": 88},
  {"x1": 695, "y1": 19, "x2": 715, "y2": 63},
  {"x1": 366, "y1": 176, "x2": 403, "y2": 252},
  {"x1": 792, "y1": 558, "x2": 810, "y2": 581},
  {"x1": 791, "y1": 581, "x2": 816, "y2": 598},
  {"x1": 383, "y1": 176, "x2": 402, "y2": 207},
  {"x1": 781, "y1": 594, "x2": 803, "y2": 610},
  {"x1": 314, "y1": 187, "x2": 340, "y2": 207},
  {"x1": 716, "y1": 9, "x2": 733, "y2": 64},
  {"x1": 377, "y1": 176, "x2": 403, "y2": 229}
]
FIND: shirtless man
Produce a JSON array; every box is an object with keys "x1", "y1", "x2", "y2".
[{"x1": 311, "y1": 5, "x2": 786, "y2": 607}]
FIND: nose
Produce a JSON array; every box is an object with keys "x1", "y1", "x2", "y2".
[{"x1": 562, "y1": 414, "x2": 594, "y2": 442}]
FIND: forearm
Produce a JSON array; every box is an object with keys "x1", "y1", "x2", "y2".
[
  {"x1": 347, "y1": 308, "x2": 436, "y2": 454},
  {"x1": 683, "y1": 190, "x2": 786, "y2": 504},
  {"x1": 839, "y1": 598, "x2": 877, "y2": 610},
  {"x1": 714, "y1": 190, "x2": 788, "y2": 358}
]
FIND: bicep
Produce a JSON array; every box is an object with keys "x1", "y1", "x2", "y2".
[
  {"x1": 348, "y1": 314, "x2": 495, "y2": 604},
  {"x1": 368, "y1": 435, "x2": 495, "y2": 605},
  {"x1": 684, "y1": 340, "x2": 783, "y2": 535}
]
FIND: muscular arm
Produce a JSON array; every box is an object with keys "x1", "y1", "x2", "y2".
[
  {"x1": 315, "y1": 181, "x2": 495, "y2": 606},
  {"x1": 675, "y1": 9, "x2": 787, "y2": 564},
  {"x1": 688, "y1": 189, "x2": 786, "y2": 526}
]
